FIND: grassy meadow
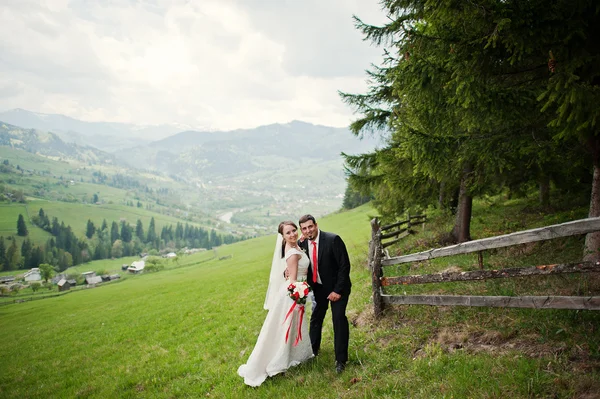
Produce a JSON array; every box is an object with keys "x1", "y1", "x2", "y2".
[
  {"x1": 0, "y1": 199, "x2": 228, "y2": 251},
  {"x1": 0, "y1": 203, "x2": 53, "y2": 246},
  {"x1": 1, "y1": 200, "x2": 599, "y2": 398}
]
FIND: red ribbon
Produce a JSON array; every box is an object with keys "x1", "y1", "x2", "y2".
[{"x1": 283, "y1": 301, "x2": 305, "y2": 346}]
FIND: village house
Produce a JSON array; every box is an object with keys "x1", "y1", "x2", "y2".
[
  {"x1": 81, "y1": 271, "x2": 102, "y2": 285},
  {"x1": 57, "y1": 279, "x2": 71, "y2": 292},
  {"x1": 52, "y1": 274, "x2": 67, "y2": 284},
  {"x1": 0, "y1": 276, "x2": 15, "y2": 284},
  {"x1": 128, "y1": 260, "x2": 145, "y2": 274},
  {"x1": 24, "y1": 268, "x2": 42, "y2": 282}
]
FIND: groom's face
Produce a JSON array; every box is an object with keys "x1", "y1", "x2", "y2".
[{"x1": 300, "y1": 220, "x2": 318, "y2": 241}]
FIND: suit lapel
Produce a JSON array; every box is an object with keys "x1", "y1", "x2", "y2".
[{"x1": 317, "y1": 231, "x2": 326, "y2": 270}]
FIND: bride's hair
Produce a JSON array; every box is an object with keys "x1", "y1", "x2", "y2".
[{"x1": 278, "y1": 220, "x2": 297, "y2": 258}]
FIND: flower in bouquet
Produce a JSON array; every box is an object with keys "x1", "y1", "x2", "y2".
[{"x1": 287, "y1": 281, "x2": 312, "y2": 305}]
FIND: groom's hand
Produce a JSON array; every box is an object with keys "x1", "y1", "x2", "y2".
[
  {"x1": 283, "y1": 268, "x2": 290, "y2": 279},
  {"x1": 327, "y1": 292, "x2": 341, "y2": 302}
]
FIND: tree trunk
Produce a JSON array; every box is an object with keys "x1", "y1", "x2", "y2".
[
  {"x1": 449, "y1": 186, "x2": 459, "y2": 215},
  {"x1": 584, "y1": 137, "x2": 600, "y2": 261},
  {"x1": 539, "y1": 173, "x2": 550, "y2": 208},
  {"x1": 451, "y1": 164, "x2": 473, "y2": 243},
  {"x1": 438, "y1": 181, "x2": 445, "y2": 209}
]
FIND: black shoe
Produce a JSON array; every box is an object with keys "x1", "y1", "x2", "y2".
[{"x1": 335, "y1": 361, "x2": 346, "y2": 374}]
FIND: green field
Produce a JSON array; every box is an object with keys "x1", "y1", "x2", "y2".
[
  {"x1": 0, "y1": 203, "x2": 53, "y2": 245},
  {"x1": 0, "y1": 202, "x2": 598, "y2": 398},
  {"x1": 30, "y1": 200, "x2": 218, "y2": 239},
  {"x1": 0, "y1": 198, "x2": 235, "y2": 250}
]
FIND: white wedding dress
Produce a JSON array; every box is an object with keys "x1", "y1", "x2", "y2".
[{"x1": 238, "y1": 247, "x2": 314, "y2": 387}]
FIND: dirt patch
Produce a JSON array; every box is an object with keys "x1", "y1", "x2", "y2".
[
  {"x1": 422, "y1": 327, "x2": 600, "y2": 378},
  {"x1": 350, "y1": 308, "x2": 376, "y2": 329},
  {"x1": 350, "y1": 307, "x2": 408, "y2": 330}
]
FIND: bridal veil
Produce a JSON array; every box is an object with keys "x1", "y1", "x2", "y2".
[{"x1": 263, "y1": 233, "x2": 285, "y2": 310}]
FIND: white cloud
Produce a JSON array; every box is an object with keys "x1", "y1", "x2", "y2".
[{"x1": 0, "y1": 0, "x2": 386, "y2": 130}]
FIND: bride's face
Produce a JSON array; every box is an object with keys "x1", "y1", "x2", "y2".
[{"x1": 282, "y1": 224, "x2": 298, "y2": 245}]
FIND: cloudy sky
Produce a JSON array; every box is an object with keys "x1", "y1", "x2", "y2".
[{"x1": 0, "y1": 0, "x2": 386, "y2": 130}]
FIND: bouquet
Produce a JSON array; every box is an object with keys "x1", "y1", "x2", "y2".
[
  {"x1": 287, "y1": 281, "x2": 311, "y2": 305},
  {"x1": 284, "y1": 281, "x2": 312, "y2": 346}
]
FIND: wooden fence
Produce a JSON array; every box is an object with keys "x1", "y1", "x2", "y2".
[{"x1": 369, "y1": 217, "x2": 600, "y2": 317}]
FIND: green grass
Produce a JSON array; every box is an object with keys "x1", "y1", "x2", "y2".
[
  {"x1": 0, "y1": 201, "x2": 599, "y2": 398},
  {"x1": 0, "y1": 203, "x2": 53, "y2": 245},
  {"x1": 0, "y1": 198, "x2": 228, "y2": 250},
  {"x1": 30, "y1": 200, "x2": 216, "y2": 239}
]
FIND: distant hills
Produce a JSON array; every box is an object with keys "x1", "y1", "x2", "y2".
[
  {"x1": 0, "y1": 121, "x2": 116, "y2": 164},
  {"x1": 0, "y1": 108, "x2": 379, "y2": 227},
  {"x1": 0, "y1": 109, "x2": 192, "y2": 152},
  {"x1": 115, "y1": 120, "x2": 379, "y2": 178}
]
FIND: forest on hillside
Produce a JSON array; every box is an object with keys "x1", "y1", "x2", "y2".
[{"x1": 0, "y1": 207, "x2": 241, "y2": 273}]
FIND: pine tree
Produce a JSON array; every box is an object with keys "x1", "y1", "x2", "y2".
[
  {"x1": 51, "y1": 217, "x2": 60, "y2": 236},
  {"x1": 146, "y1": 217, "x2": 156, "y2": 244},
  {"x1": 342, "y1": 0, "x2": 597, "y2": 243},
  {"x1": 6, "y1": 239, "x2": 20, "y2": 270},
  {"x1": 16, "y1": 214, "x2": 28, "y2": 236},
  {"x1": 110, "y1": 221, "x2": 120, "y2": 243},
  {"x1": 21, "y1": 238, "x2": 32, "y2": 269},
  {"x1": 86, "y1": 219, "x2": 96, "y2": 239},
  {"x1": 0, "y1": 237, "x2": 6, "y2": 271},
  {"x1": 120, "y1": 221, "x2": 132, "y2": 243},
  {"x1": 135, "y1": 219, "x2": 144, "y2": 240}
]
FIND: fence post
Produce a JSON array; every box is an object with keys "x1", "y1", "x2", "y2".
[
  {"x1": 368, "y1": 218, "x2": 379, "y2": 272},
  {"x1": 370, "y1": 218, "x2": 384, "y2": 317}
]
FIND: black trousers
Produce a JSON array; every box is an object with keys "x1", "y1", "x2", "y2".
[{"x1": 309, "y1": 285, "x2": 350, "y2": 364}]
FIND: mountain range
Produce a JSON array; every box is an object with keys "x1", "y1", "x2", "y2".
[
  {"x1": 0, "y1": 108, "x2": 193, "y2": 152},
  {"x1": 0, "y1": 108, "x2": 378, "y2": 225}
]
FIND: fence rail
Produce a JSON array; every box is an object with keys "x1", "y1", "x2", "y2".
[
  {"x1": 369, "y1": 216, "x2": 600, "y2": 317},
  {"x1": 382, "y1": 294, "x2": 600, "y2": 310},
  {"x1": 382, "y1": 217, "x2": 600, "y2": 266}
]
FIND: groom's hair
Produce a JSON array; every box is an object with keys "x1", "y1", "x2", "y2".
[{"x1": 299, "y1": 214, "x2": 316, "y2": 225}]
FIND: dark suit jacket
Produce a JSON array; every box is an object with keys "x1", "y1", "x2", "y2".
[{"x1": 301, "y1": 230, "x2": 352, "y2": 296}]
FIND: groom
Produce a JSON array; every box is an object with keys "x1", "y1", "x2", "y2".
[{"x1": 299, "y1": 214, "x2": 351, "y2": 374}]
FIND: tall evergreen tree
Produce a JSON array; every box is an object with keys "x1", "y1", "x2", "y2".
[
  {"x1": 51, "y1": 217, "x2": 61, "y2": 236},
  {"x1": 110, "y1": 221, "x2": 120, "y2": 244},
  {"x1": 135, "y1": 219, "x2": 144, "y2": 240},
  {"x1": 20, "y1": 238, "x2": 32, "y2": 269},
  {"x1": 29, "y1": 246, "x2": 44, "y2": 269},
  {"x1": 86, "y1": 219, "x2": 96, "y2": 239},
  {"x1": 16, "y1": 214, "x2": 28, "y2": 236},
  {"x1": 6, "y1": 239, "x2": 20, "y2": 270},
  {"x1": 120, "y1": 221, "x2": 132, "y2": 243},
  {"x1": 0, "y1": 237, "x2": 6, "y2": 271},
  {"x1": 36, "y1": 208, "x2": 50, "y2": 231},
  {"x1": 146, "y1": 217, "x2": 156, "y2": 244},
  {"x1": 343, "y1": 0, "x2": 597, "y2": 244}
]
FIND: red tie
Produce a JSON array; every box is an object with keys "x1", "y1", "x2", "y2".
[{"x1": 311, "y1": 241, "x2": 318, "y2": 283}]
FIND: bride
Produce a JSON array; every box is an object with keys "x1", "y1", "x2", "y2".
[{"x1": 238, "y1": 221, "x2": 314, "y2": 387}]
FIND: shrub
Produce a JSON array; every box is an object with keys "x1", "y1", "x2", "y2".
[
  {"x1": 144, "y1": 263, "x2": 164, "y2": 273},
  {"x1": 30, "y1": 282, "x2": 41, "y2": 293}
]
